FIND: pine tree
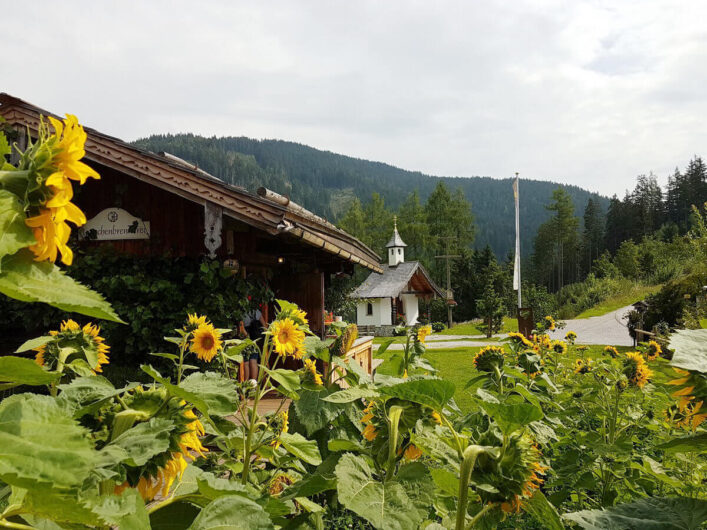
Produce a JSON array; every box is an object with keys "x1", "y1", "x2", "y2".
[
  {"x1": 424, "y1": 182, "x2": 475, "y2": 282},
  {"x1": 581, "y1": 198, "x2": 605, "y2": 275},
  {"x1": 363, "y1": 193, "x2": 393, "y2": 256},
  {"x1": 476, "y1": 272, "x2": 505, "y2": 338},
  {"x1": 338, "y1": 198, "x2": 369, "y2": 247},
  {"x1": 397, "y1": 191, "x2": 429, "y2": 262},
  {"x1": 533, "y1": 188, "x2": 580, "y2": 290}
]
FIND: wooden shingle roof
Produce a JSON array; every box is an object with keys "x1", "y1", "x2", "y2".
[
  {"x1": 350, "y1": 261, "x2": 443, "y2": 299},
  {"x1": 0, "y1": 93, "x2": 382, "y2": 272}
]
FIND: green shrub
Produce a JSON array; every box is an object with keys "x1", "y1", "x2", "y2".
[
  {"x1": 431, "y1": 321, "x2": 446, "y2": 332},
  {"x1": 643, "y1": 265, "x2": 707, "y2": 330},
  {"x1": 555, "y1": 274, "x2": 635, "y2": 319},
  {"x1": 0, "y1": 247, "x2": 272, "y2": 367}
]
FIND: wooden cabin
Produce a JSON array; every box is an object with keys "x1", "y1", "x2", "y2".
[{"x1": 0, "y1": 93, "x2": 381, "y2": 341}]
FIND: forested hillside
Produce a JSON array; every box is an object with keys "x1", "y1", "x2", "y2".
[{"x1": 132, "y1": 134, "x2": 607, "y2": 257}]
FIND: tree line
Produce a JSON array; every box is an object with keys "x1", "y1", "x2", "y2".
[{"x1": 533, "y1": 156, "x2": 707, "y2": 292}]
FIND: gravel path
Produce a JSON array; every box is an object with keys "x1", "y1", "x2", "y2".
[
  {"x1": 548, "y1": 304, "x2": 635, "y2": 346},
  {"x1": 373, "y1": 305, "x2": 635, "y2": 351},
  {"x1": 375, "y1": 337, "x2": 500, "y2": 351}
]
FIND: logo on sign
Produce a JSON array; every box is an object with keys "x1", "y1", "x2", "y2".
[{"x1": 78, "y1": 208, "x2": 150, "y2": 241}]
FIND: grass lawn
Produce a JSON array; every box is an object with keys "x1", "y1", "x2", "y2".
[
  {"x1": 420, "y1": 344, "x2": 675, "y2": 413},
  {"x1": 574, "y1": 284, "x2": 662, "y2": 319},
  {"x1": 435, "y1": 317, "x2": 518, "y2": 336}
]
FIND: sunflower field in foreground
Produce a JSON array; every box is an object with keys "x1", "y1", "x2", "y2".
[{"x1": 0, "y1": 118, "x2": 706, "y2": 529}]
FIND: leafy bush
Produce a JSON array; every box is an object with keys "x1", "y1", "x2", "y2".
[
  {"x1": 0, "y1": 246, "x2": 272, "y2": 367},
  {"x1": 643, "y1": 265, "x2": 707, "y2": 330},
  {"x1": 555, "y1": 274, "x2": 636, "y2": 319},
  {"x1": 431, "y1": 321, "x2": 446, "y2": 332}
]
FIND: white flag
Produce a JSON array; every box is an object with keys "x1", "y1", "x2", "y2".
[{"x1": 512, "y1": 176, "x2": 521, "y2": 292}]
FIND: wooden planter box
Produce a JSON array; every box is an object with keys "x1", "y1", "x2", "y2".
[{"x1": 325, "y1": 336, "x2": 374, "y2": 388}]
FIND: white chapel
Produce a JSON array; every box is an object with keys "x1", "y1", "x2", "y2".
[{"x1": 350, "y1": 221, "x2": 443, "y2": 335}]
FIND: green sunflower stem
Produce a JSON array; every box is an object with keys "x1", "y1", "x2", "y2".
[
  {"x1": 0, "y1": 518, "x2": 34, "y2": 530},
  {"x1": 493, "y1": 366, "x2": 504, "y2": 394},
  {"x1": 177, "y1": 335, "x2": 189, "y2": 384},
  {"x1": 466, "y1": 503, "x2": 494, "y2": 530},
  {"x1": 384, "y1": 406, "x2": 404, "y2": 482},
  {"x1": 455, "y1": 445, "x2": 486, "y2": 530},
  {"x1": 242, "y1": 334, "x2": 270, "y2": 485}
]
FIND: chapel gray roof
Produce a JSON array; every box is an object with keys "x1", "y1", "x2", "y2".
[
  {"x1": 350, "y1": 261, "x2": 443, "y2": 299},
  {"x1": 385, "y1": 228, "x2": 407, "y2": 248}
]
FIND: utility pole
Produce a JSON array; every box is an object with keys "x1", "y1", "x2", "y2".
[{"x1": 435, "y1": 237, "x2": 460, "y2": 329}]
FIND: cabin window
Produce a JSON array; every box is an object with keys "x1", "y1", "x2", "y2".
[
  {"x1": 366, "y1": 302, "x2": 373, "y2": 316},
  {"x1": 398, "y1": 248, "x2": 401, "y2": 255}
]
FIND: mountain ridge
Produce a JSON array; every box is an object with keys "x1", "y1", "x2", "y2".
[{"x1": 131, "y1": 133, "x2": 609, "y2": 257}]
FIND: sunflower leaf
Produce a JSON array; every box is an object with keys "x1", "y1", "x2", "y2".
[
  {"x1": 0, "y1": 393, "x2": 97, "y2": 491},
  {"x1": 15, "y1": 335, "x2": 55, "y2": 353},
  {"x1": 188, "y1": 494, "x2": 274, "y2": 530},
  {"x1": 179, "y1": 371, "x2": 240, "y2": 416},
  {"x1": 0, "y1": 189, "x2": 35, "y2": 269},
  {"x1": 108, "y1": 418, "x2": 175, "y2": 466},
  {"x1": 335, "y1": 454, "x2": 434, "y2": 530},
  {"x1": 0, "y1": 355, "x2": 61, "y2": 386},
  {"x1": 0, "y1": 250, "x2": 124, "y2": 322},
  {"x1": 379, "y1": 377, "x2": 455, "y2": 411},
  {"x1": 563, "y1": 496, "x2": 707, "y2": 529},
  {"x1": 279, "y1": 432, "x2": 322, "y2": 465}
]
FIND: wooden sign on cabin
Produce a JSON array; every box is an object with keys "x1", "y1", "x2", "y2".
[{"x1": 78, "y1": 208, "x2": 150, "y2": 241}]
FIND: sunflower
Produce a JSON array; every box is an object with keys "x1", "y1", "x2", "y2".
[
  {"x1": 574, "y1": 358, "x2": 591, "y2": 375},
  {"x1": 82, "y1": 323, "x2": 110, "y2": 373},
  {"x1": 292, "y1": 308, "x2": 309, "y2": 327},
  {"x1": 472, "y1": 433, "x2": 547, "y2": 513},
  {"x1": 517, "y1": 351, "x2": 542, "y2": 378},
  {"x1": 664, "y1": 402, "x2": 699, "y2": 430},
  {"x1": 646, "y1": 340, "x2": 662, "y2": 361},
  {"x1": 271, "y1": 410, "x2": 289, "y2": 449},
  {"x1": 416, "y1": 324, "x2": 432, "y2": 343},
  {"x1": 34, "y1": 347, "x2": 46, "y2": 367},
  {"x1": 331, "y1": 323, "x2": 358, "y2": 356},
  {"x1": 33, "y1": 319, "x2": 109, "y2": 373},
  {"x1": 190, "y1": 323, "x2": 222, "y2": 362},
  {"x1": 604, "y1": 345, "x2": 619, "y2": 358},
  {"x1": 47, "y1": 115, "x2": 101, "y2": 184},
  {"x1": 25, "y1": 115, "x2": 98, "y2": 266},
  {"x1": 270, "y1": 318, "x2": 305, "y2": 358},
  {"x1": 667, "y1": 368, "x2": 707, "y2": 430},
  {"x1": 623, "y1": 352, "x2": 652, "y2": 388},
  {"x1": 268, "y1": 473, "x2": 294, "y2": 496},
  {"x1": 26, "y1": 208, "x2": 79, "y2": 265},
  {"x1": 60, "y1": 319, "x2": 81, "y2": 332},
  {"x1": 550, "y1": 340, "x2": 567, "y2": 355},
  {"x1": 430, "y1": 410, "x2": 443, "y2": 425},
  {"x1": 473, "y1": 346, "x2": 505, "y2": 373},
  {"x1": 360, "y1": 401, "x2": 380, "y2": 441},
  {"x1": 543, "y1": 316, "x2": 556, "y2": 331},
  {"x1": 508, "y1": 332, "x2": 533, "y2": 348},
  {"x1": 113, "y1": 393, "x2": 207, "y2": 501},
  {"x1": 404, "y1": 444, "x2": 423, "y2": 461},
  {"x1": 184, "y1": 313, "x2": 208, "y2": 332},
  {"x1": 362, "y1": 423, "x2": 378, "y2": 441},
  {"x1": 565, "y1": 331, "x2": 577, "y2": 344},
  {"x1": 532, "y1": 333, "x2": 551, "y2": 352},
  {"x1": 303, "y1": 358, "x2": 324, "y2": 385}
]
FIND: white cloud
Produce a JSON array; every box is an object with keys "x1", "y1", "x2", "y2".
[{"x1": 2, "y1": 0, "x2": 706, "y2": 196}]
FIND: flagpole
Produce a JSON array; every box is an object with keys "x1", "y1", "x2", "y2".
[{"x1": 513, "y1": 173, "x2": 521, "y2": 309}]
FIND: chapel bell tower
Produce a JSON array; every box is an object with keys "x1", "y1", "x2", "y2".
[{"x1": 386, "y1": 216, "x2": 407, "y2": 267}]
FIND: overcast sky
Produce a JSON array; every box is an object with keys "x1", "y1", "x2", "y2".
[{"x1": 3, "y1": 0, "x2": 706, "y2": 196}]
